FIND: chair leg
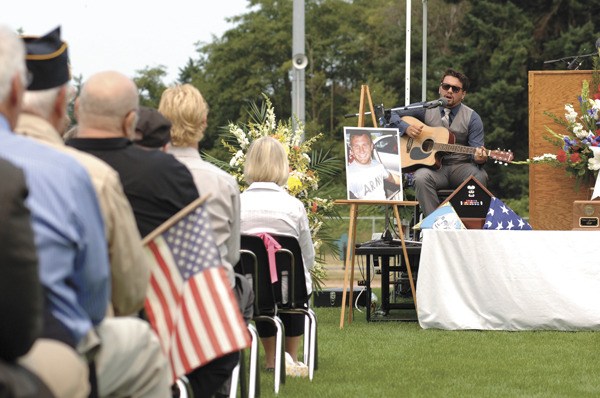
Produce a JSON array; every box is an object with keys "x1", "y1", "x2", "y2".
[
  {"x1": 247, "y1": 323, "x2": 260, "y2": 398},
  {"x1": 303, "y1": 319, "x2": 310, "y2": 368},
  {"x1": 176, "y1": 376, "x2": 192, "y2": 398},
  {"x1": 273, "y1": 316, "x2": 285, "y2": 394},
  {"x1": 307, "y1": 309, "x2": 318, "y2": 378},
  {"x1": 229, "y1": 361, "x2": 241, "y2": 398},
  {"x1": 299, "y1": 308, "x2": 318, "y2": 380}
]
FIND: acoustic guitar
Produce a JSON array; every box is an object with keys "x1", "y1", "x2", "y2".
[{"x1": 399, "y1": 116, "x2": 513, "y2": 171}]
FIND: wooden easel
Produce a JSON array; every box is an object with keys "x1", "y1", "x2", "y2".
[{"x1": 336, "y1": 85, "x2": 419, "y2": 328}]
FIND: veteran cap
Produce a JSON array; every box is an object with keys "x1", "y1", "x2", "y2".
[
  {"x1": 21, "y1": 26, "x2": 70, "y2": 91},
  {"x1": 134, "y1": 106, "x2": 172, "y2": 148}
]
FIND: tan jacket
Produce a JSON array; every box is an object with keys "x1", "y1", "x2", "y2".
[{"x1": 16, "y1": 114, "x2": 150, "y2": 316}]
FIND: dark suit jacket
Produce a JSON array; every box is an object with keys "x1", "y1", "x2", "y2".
[
  {"x1": 67, "y1": 137, "x2": 199, "y2": 237},
  {"x1": 0, "y1": 158, "x2": 42, "y2": 361}
]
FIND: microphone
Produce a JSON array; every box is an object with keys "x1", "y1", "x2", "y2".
[{"x1": 423, "y1": 97, "x2": 448, "y2": 109}]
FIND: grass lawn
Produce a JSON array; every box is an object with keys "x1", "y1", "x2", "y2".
[{"x1": 250, "y1": 307, "x2": 600, "y2": 397}]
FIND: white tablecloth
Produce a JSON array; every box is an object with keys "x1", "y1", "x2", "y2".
[{"x1": 416, "y1": 229, "x2": 600, "y2": 330}]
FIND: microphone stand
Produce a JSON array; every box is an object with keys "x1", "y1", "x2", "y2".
[
  {"x1": 543, "y1": 52, "x2": 597, "y2": 70},
  {"x1": 381, "y1": 205, "x2": 394, "y2": 242},
  {"x1": 344, "y1": 102, "x2": 427, "y2": 119}
]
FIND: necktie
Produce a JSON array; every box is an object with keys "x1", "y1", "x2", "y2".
[{"x1": 442, "y1": 108, "x2": 451, "y2": 128}]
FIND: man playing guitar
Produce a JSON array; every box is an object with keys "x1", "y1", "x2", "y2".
[{"x1": 384, "y1": 68, "x2": 489, "y2": 217}]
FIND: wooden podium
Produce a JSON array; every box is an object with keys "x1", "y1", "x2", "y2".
[{"x1": 528, "y1": 71, "x2": 594, "y2": 230}]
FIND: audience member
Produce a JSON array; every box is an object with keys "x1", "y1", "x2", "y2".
[
  {"x1": 159, "y1": 84, "x2": 239, "y2": 287},
  {"x1": 240, "y1": 136, "x2": 315, "y2": 371},
  {"x1": 67, "y1": 72, "x2": 199, "y2": 238},
  {"x1": 17, "y1": 26, "x2": 150, "y2": 317},
  {"x1": 2, "y1": 27, "x2": 171, "y2": 397},
  {"x1": 0, "y1": 24, "x2": 104, "y2": 397},
  {"x1": 0, "y1": 157, "x2": 54, "y2": 397},
  {"x1": 159, "y1": 84, "x2": 254, "y2": 397}
]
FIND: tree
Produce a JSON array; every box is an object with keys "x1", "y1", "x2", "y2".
[{"x1": 133, "y1": 66, "x2": 168, "y2": 109}]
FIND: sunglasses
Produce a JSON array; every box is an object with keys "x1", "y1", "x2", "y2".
[{"x1": 440, "y1": 83, "x2": 463, "y2": 93}]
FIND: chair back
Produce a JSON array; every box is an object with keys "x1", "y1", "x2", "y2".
[
  {"x1": 270, "y1": 234, "x2": 310, "y2": 308},
  {"x1": 239, "y1": 234, "x2": 279, "y2": 316}
]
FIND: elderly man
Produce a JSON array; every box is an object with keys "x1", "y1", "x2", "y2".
[
  {"x1": 4, "y1": 27, "x2": 171, "y2": 397},
  {"x1": 67, "y1": 72, "x2": 199, "y2": 237},
  {"x1": 18, "y1": 27, "x2": 150, "y2": 318}
]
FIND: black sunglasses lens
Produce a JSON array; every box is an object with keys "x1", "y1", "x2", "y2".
[{"x1": 441, "y1": 83, "x2": 461, "y2": 93}]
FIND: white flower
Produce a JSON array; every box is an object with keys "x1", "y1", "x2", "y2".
[
  {"x1": 588, "y1": 99, "x2": 600, "y2": 120},
  {"x1": 588, "y1": 146, "x2": 600, "y2": 171},
  {"x1": 565, "y1": 104, "x2": 578, "y2": 123},
  {"x1": 266, "y1": 107, "x2": 276, "y2": 132},
  {"x1": 229, "y1": 150, "x2": 244, "y2": 167},
  {"x1": 532, "y1": 153, "x2": 557, "y2": 162},
  {"x1": 572, "y1": 123, "x2": 592, "y2": 140}
]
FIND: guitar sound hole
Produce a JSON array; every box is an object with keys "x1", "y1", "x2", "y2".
[{"x1": 422, "y1": 139, "x2": 434, "y2": 153}]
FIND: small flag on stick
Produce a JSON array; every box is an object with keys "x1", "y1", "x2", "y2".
[{"x1": 143, "y1": 196, "x2": 250, "y2": 380}]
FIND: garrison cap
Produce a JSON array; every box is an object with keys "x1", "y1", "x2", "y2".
[{"x1": 21, "y1": 26, "x2": 70, "y2": 91}]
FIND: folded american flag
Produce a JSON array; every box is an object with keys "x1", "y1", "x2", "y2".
[
  {"x1": 483, "y1": 197, "x2": 532, "y2": 230},
  {"x1": 143, "y1": 196, "x2": 250, "y2": 380}
]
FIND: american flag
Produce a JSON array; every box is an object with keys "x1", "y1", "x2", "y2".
[
  {"x1": 483, "y1": 197, "x2": 532, "y2": 230},
  {"x1": 143, "y1": 196, "x2": 251, "y2": 381}
]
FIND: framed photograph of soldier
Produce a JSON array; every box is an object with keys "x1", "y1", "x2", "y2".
[{"x1": 343, "y1": 127, "x2": 403, "y2": 201}]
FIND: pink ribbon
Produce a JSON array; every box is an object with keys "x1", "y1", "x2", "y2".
[{"x1": 256, "y1": 233, "x2": 281, "y2": 284}]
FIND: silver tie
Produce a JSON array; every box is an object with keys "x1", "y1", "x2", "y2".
[{"x1": 442, "y1": 108, "x2": 451, "y2": 128}]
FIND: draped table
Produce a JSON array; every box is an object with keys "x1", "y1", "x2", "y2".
[{"x1": 416, "y1": 229, "x2": 600, "y2": 330}]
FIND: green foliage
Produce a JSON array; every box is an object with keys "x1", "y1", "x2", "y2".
[{"x1": 133, "y1": 66, "x2": 168, "y2": 109}]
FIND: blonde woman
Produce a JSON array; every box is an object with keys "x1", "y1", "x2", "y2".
[
  {"x1": 159, "y1": 84, "x2": 251, "y2": 397},
  {"x1": 240, "y1": 136, "x2": 315, "y2": 370}
]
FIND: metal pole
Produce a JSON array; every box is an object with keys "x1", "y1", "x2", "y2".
[
  {"x1": 292, "y1": 0, "x2": 306, "y2": 137},
  {"x1": 405, "y1": 0, "x2": 411, "y2": 105},
  {"x1": 422, "y1": 0, "x2": 428, "y2": 101}
]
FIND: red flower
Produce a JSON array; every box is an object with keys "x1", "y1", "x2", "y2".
[
  {"x1": 557, "y1": 149, "x2": 567, "y2": 163},
  {"x1": 311, "y1": 201, "x2": 318, "y2": 213},
  {"x1": 570, "y1": 152, "x2": 581, "y2": 163},
  {"x1": 594, "y1": 85, "x2": 600, "y2": 100}
]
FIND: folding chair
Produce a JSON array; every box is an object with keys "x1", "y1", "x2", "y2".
[
  {"x1": 231, "y1": 257, "x2": 261, "y2": 398},
  {"x1": 270, "y1": 234, "x2": 318, "y2": 381},
  {"x1": 239, "y1": 236, "x2": 286, "y2": 394}
]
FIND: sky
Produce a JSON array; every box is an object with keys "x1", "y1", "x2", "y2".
[{"x1": 5, "y1": 0, "x2": 251, "y2": 83}]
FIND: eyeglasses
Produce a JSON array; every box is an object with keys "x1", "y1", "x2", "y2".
[{"x1": 440, "y1": 83, "x2": 463, "y2": 93}]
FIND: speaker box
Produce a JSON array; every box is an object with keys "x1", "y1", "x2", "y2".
[
  {"x1": 312, "y1": 288, "x2": 367, "y2": 308},
  {"x1": 572, "y1": 200, "x2": 600, "y2": 230}
]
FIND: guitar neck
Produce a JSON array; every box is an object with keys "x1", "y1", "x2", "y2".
[{"x1": 433, "y1": 142, "x2": 484, "y2": 156}]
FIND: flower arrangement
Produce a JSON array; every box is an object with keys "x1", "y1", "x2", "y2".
[
  {"x1": 515, "y1": 80, "x2": 600, "y2": 187},
  {"x1": 218, "y1": 95, "x2": 340, "y2": 291}
]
